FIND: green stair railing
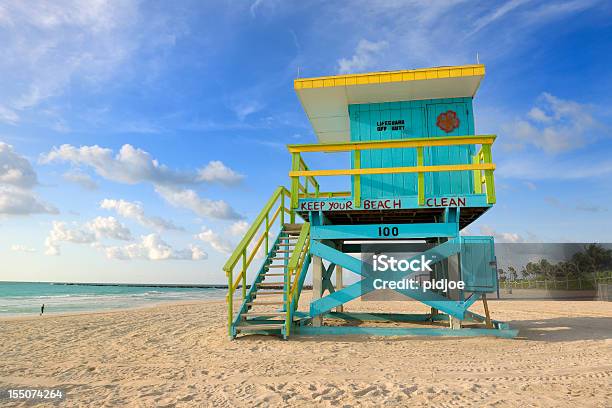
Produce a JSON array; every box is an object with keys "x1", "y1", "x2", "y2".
[
  {"x1": 223, "y1": 186, "x2": 292, "y2": 337},
  {"x1": 285, "y1": 222, "x2": 311, "y2": 336}
]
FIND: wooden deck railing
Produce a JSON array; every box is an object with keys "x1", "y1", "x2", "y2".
[{"x1": 287, "y1": 134, "x2": 497, "y2": 208}]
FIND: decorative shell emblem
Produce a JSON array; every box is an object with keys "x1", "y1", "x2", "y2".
[{"x1": 436, "y1": 110, "x2": 460, "y2": 133}]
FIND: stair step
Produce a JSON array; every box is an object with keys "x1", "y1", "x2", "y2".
[
  {"x1": 279, "y1": 237, "x2": 298, "y2": 241},
  {"x1": 275, "y1": 250, "x2": 292, "y2": 253},
  {"x1": 244, "y1": 311, "x2": 285, "y2": 317},
  {"x1": 267, "y1": 265, "x2": 287, "y2": 269},
  {"x1": 247, "y1": 301, "x2": 284, "y2": 306},
  {"x1": 283, "y1": 223, "x2": 303, "y2": 230},
  {"x1": 255, "y1": 291, "x2": 285, "y2": 295},
  {"x1": 271, "y1": 257, "x2": 288, "y2": 260},
  {"x1": 237, "y1": 323, "x2": 284, "y2": 331},
  {"x1": 264, "y1": 273, "x2": 285, "y2": 277}
]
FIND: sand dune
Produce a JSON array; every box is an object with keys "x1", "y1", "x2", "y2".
[{"x1": 1, "y1": 294, "x2": 611, "y2": 407}]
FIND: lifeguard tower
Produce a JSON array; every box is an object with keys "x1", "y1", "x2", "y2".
[{"x1": 224, "y1": 64, "x2": 517, "y2": 339}]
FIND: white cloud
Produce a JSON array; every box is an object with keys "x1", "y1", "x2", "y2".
[
  {"x1": 0, "y1": 185, "x2": 58, "y2": 215},
  {"x1": 0, "y1": 142, "x2": 56, "y2": 216},
  {"x1": 45, "y1": 220, "x2": 96, "y2": 255},
  {"x1": 41, "y1": 144, "x2": 195, "y2": 185},
  {"x1": 469, "y1": 0, "x2": 530, "y2": 36},
  {"x1": 229, "y1": 220, "x2": 249, "y2": 237},
  {"x1": 231, "y1": 100, "x2": 264, "y2": 121},
  {"x1": 480, "y1": 225, "x2": 524, "y2": 243},
  {"x1": 501, "y1": 93, "x2": 601, "y2": 153},
  {"x1": 498, "y1": 156, "x2": 612, "y2": 180},
  {"x1": 0, "y1": 142, "x2": 38, "y2": 188},
  {"x1": 102, "y1": 234, "x2": 207, "y2": 261},
  {"x1": 0, "y1": 0, "x2": 182, "y2": 123},
  {"x1": 86, "y1": 216, "x2": 132, "y2": 241},
  {"x1": 337, "y1": 39, "x2": 388, "y2": 74},
  {"x1": 0, "y1": 105, "x2": 19, "y2": 125},
  {"x1": 10, "y1": 244, "x2": 36, "y2": 253},
  {"x1": 41, "y1": 143, "x2": 244, "y2": 220},
  {"x1": 198, "y1": 161, "x2": 244, "y2": 185},
  {"x1": 196, "y1": 227, "x2": 234, "y2": 254},
  {"x1": 45, "y1": 216, "x2": 131, "y2": 255},
  {"x1": 100, "y1": 198, "x2": 181, "y2": 231},
  {"x1": 63, "y1": 170, "x2": 98, "y2": 190},
  {"x1": 155, "y1": 185, "x2": 243, "y2": 220}
]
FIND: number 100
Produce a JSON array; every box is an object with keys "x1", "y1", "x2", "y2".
[{"x1": 378, "y1": 226, "x2": 399, "y2": 237}]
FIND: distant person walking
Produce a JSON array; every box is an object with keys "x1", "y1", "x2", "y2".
[{"x1": 40, "y1": 304, "x2": 45, "y2": 316}]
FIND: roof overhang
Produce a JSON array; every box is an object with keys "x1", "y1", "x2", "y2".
[{"x1": 294, "y1": 64, "x2": 485, "y2": 143}]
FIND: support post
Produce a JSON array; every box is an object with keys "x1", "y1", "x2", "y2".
[
  {"x1": 335, "y1": 263, "x2": 343, "y2": 313},
  {"x1": 448, "y1": 252, "x2": 462, "y2": 329},
  {"x1": 482, "y1": 293, "x2": 493, "y2": 329},
  {"x1": 241, "y1": 250, "x2": 247, "y2": 299},
  {"x1": 290, "y1": 153, "x2": 300, "y2": 209},
  {"x1": 227, "y1": 273, "x2": 233, "y2": 338},
  {"x1": 353, "y1": 150, "x2": 361, "y2": 208},
  {"x1": 472, "y1": 154, "x2": 482, "y2": 194},
  {"x1": 280, "y1": 193, "x2": 285, "y2": 225},
  {"x1": 481, "y1": 144, "x2": 496, "y2": 204},
  {"x1": 417, "y1": 146, "x2": 425, "y2": 205},
  {"x1": 312, "y1": 255, "x2": 323, "y2": 327}
]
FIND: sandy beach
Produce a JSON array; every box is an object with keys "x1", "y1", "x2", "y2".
[{"x1": 1, "y1": 293, "x2": 611, "y2": 407}]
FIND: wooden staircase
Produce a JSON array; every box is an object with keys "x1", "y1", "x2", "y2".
[{"x1": 233, "y1": 223, "x2": 304, "y2": 336}]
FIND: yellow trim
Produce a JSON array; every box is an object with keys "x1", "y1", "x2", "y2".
[
  {"x1": 299, "y1": 191, "x2": 351, "y2": 198},
  {"x1": 288, "y1": 135, "x2": 496, "y2": 153},
  {"x1": 294, "y1": 64, "x2": 485, "y2": 90},
  {"x1": 290, "y1": 163, "x2": 495, "y2": 178}
]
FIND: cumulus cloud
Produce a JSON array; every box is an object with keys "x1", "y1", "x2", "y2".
[
  {"x1": 44, "y1": 216, "x2": 205, "y2": 260},
  {"x1": 155, "y1": 185, "x2": 243, "y2": 220},
  {"x1": 0, "y1": 185, "x2": 58, "y2": 215},
  {"x1": 45, "y1": 217, "x2": 131, "y2": 255},
  {"x1": 41, "y1": 143, "x2": 244, "y2": 220},
  {"x1": 86, "y1": 216, "x2": 132, "y2": 241},
  {"x1": 0, "y1": 143, "x2": 57, "y2": 215},
  {"x1": 101, "y1": 234, "x2": 207, "y2": 261},
  {"x1": 10, "y1": 244, "x2": 36, "y2": 253},
  {"x1": 45, "y1": 221, "x2": 97, "y2": 255},
  {"x1": 198, "y1": 161, "x2": 244, "y2": 185},
  {"x1": 41, "y1": 144, "x2": 195, "y2": 185},
  {"x1": 229, "y1": 220, "x2": 249, "y2": 237},
  {"x1": 337, "y1": 39, "x2": 388, "y2": 74},
  {"x1": 63, "y1": 170, "x2": 98, "y2": 190},
  {"x1": 501, "y1": 93, "x2": 601, "y2": 153},
  {"x1": 196, "y1": 227, "x2": 234, "y2": 254},
  {"x1": 479, "y1": 225, "x2": 524, "y2": 243},
  {"x1": 100, "y1": 198, "x2": 181, "y2": 231},
  {"x1": 0, "y1": 142, "x2": 38, "y2": 188}
]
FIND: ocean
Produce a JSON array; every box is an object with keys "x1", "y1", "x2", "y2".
[{"x1": 0, "y1": 281, "x2": 227, "y2": 316}]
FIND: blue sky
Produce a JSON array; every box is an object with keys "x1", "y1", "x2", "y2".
[{"x1": 1, "y1": 0, "x2": 611, "y2": 284}]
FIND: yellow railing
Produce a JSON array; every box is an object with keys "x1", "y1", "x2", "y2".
[
  {"x1": 223, "y1": 186, "x2": 292, "y2": 336},
  {"x1": 284, "y1": 222, "x2": 310, "y2": 336},
  {"x1": 287, "y1": 135, "x2": 497, "y2": 208}
]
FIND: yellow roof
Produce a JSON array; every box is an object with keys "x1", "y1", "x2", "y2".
[{"x1": 294, "y1": 64, "x2": 485, "y2": 143}]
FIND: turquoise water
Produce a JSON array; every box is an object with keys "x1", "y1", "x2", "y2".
[{"x1": 0, "y1": 281, "x2": 227, "y2": 316}]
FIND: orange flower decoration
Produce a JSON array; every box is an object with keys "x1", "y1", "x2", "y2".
[{"x1": 436, "y1": 110, "x2": 460, "y2": 133}]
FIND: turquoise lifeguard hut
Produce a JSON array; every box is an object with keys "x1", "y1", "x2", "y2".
[{"x1": 224, "y1": 64, "x2": 517, "y2": 339}]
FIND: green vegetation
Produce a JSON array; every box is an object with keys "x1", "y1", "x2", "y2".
[{"x1": 498, "y1": 244, "x2": 612, "y2": 290}]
